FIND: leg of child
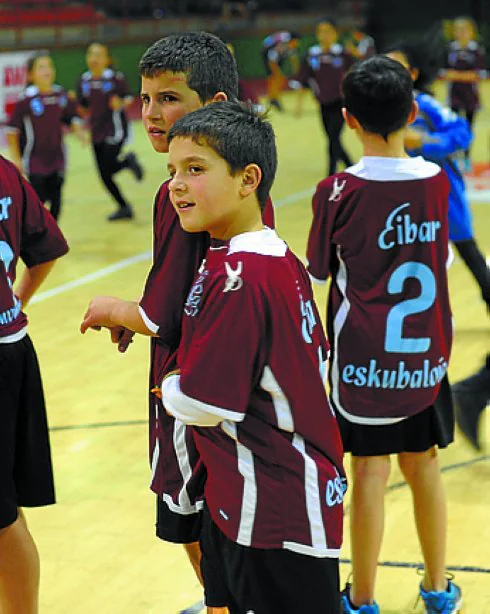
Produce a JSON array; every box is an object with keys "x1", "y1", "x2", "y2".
[
  {"x1": 350, "y1": 454, "x2": 391, "y2": 605},
  {"x1": 183, "y1": 542, "x2": 229, "y2": 614},
  {"x1": 398, "y1": 447, "x2": 447, "y2": 591},
  {"x1": 0, "y1": 509, "x2": 40, "y2": 614}
]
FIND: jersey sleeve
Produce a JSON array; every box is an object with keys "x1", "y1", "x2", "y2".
[
  {"x1": 19, "y1": 171, "x2": 69, "y2": 267},
  {"x1": 162, "y1": 275, "x2": 264, "y2": 426},
  {"x1": 417, "y1": 94, "x2": 472, "y2": 157},
  {"x1": 476, "y1": 46, "x2": 488, "y2": 77},
  {"x1": 306, "y1": 180, "x2": 336, "y2": 283},
  {"x1": 115, "y1": 72, "x2": 132, "y2": 99},
  {"x1": 61, "y1": 89, "x2": 81, "y2": 126}
]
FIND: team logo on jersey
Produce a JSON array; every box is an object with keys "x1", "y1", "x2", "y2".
[
  {"x1": 102, "y1": 80, "x2": 114, "y2": 93},
  {"x1": 326, "y1": 475, "x2": 346, "y2": 507},
  {"x1": 184, "y1": 270, "x2": 208, "y2": 317},
  {"x1": 0, "y1": 197, "x2": 12, "y2": 221},
  {"x1": 30, "y1": 97, "x2": 44, "y2": 116},
  {"x1": 82, "y1": 81, "x2": 91, "y2": 97},
  {"x1": 223, "y1": 261, "x2": 243, "y2": 293},
  {"x1": 328, "y1": 177, "x2": 346, "y2": 202},
  {"x1": 331, "y1": 57, "x2": 343, "y2": 68}
]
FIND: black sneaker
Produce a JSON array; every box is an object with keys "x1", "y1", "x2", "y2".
[
  {"x1": 269, "y1": 98, "x2": 284, "y2": 112},
  {"x1": 452, "y1": 361, "x2": 490, "y2": 451},
  {"x1": 107, "y1": 206, "x2": 134, "y2": 221},
  {"x1": 125, "y1": 152, "x2": 144, "y2": 182}
]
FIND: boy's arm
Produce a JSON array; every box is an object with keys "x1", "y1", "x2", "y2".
[
  {"x1": 161, "y1": 275, "x2": 263, "y2": 427},
  {"x1": 80, "y1": 297, "x2": 157, "y2": 336},
  {"x1": 15, "y1": 259, "x2": 57, "y2": 308},
  {"x1": 5, "y1": 130, "x2": 23, "y2": 173},
  {"x1": 306, "y1": 180, "x2": 335, "y2": 284}
]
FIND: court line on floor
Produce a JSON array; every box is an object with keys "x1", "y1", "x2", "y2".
[{"x1": 30, "y1": 188, "x2": 314, "y2": 306}]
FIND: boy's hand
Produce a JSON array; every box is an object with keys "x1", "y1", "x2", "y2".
[
  {"x1": 80, "y1": 296, "x2": 120, "y2": 334},
  {"x1": 110, "y1": 325, "x2": 135, "y2": 353},
  {"x1": 109, "y1": 95, "x2": 124, "y2": 111}
]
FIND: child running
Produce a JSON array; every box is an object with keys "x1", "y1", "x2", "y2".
[
  {"x1": 77, "y1": 42, "x2": 144, "y2": 221},
  {"x1": 161, "y1": 100, "x2": 345, "y2": 614},
  {"x1": 80, "y1": 33, "x2": 273, "y2": 613},
  {"x1": 6, "y1": 51, "x2": 85, "y2": 221},
  {"x1": 307, "y1": 55, "x2": 461, "y2": 614},
  {"x1": 385, "y1": 35, "x2": 490, "y2": 310},
  {"x1": 0, "y1": 154, "x2": 69, "y2": 612}
]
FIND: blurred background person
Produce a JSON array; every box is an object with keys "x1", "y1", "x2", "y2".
[
  {"x1": 6, "y1": 51, "x2": 85, "y2": 222},
  {"x1": 76, "y1": 42, "x2": 144, "y2": 222},
  {"x1": 261, "y1": 30, "x2": 300, "y2": 111},
  {"x1": 295, "y1": 17, "x2": 355, "y2": 175}
]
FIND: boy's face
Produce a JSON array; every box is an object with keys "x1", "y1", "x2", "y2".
[
  {"x1": 167, "y1": 137, "x2": 244, "y2": 238},
  {"x1": 140, "y1": 71, "x2": 203, "y2": 153}
]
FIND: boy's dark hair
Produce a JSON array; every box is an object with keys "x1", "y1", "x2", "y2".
[
  {"x1": 139, "y1": 32, "x2": 239, "y2": 103},
  {"x1": 168, "y1": 101, "x2": 277, "y2": 210},
  {"x1": 342, "y1": 55, "x2": 413, "y2": 141},
  {"x1": 384, "y1": 24, "x2": 445, "y2": 93}
]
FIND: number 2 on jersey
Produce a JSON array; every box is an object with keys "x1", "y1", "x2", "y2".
[{"x1": 385, "y1": 261, "x2": 436, "y2": 354}]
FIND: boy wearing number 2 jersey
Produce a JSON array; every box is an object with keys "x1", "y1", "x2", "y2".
[{"x1": 307, "y1": 57, "x2": 461, "y2": 614}]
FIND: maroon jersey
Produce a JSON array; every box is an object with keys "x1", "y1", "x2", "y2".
[
  {"x1": 161, "y1": 229, "x2": 345, "y2": 556},
  {"x1": 76, "y1": 68, "x2": 131, "y2": 144},
  {"x1": 307, "y1": 157, "x2": 452, "y2": 424},
  {"x1": 140, "y1": 181, "x2": 275, "y2": 509},
  {"x1": 297, "y1": 44, "x2": 355, "y2": 105},
  {"x1": 6, "y1": 85, "x2": 79, "y2": 176},
  {"x1": 445, "y1": 40, "x2": 487, "y2": 112},
  {"x1": 0, "y1": 155, "x2": 68, "y2": 341}
]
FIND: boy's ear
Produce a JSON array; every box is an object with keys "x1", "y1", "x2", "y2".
[
  {"x1": 240, "y1": 164, "x2": 262, "y2": 198},
  {"x1": 342, "y1": 107, "x2": 358, "y2": 130},
  {"x1": 407, "y1": 100, "x2": 419, "y2": 126},
  {"x1": 209, "y1": 91, "x2": 228, "y2": 103}
]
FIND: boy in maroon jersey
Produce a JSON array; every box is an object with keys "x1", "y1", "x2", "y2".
[
  {"x1": 77, "y1": 42, "x2": 144, "y2": 221},
  {"x1": 307, "y1": 55, "x2": 461, "y2": 614},
  {"x1": 6, "y1": 51, "x2": 85, "y2": 221},
  {"x1": 161, "y1": 100, "x2": 345, "y2": 614},
  {"x1": 0, "y1": 155, "x2": 69, "y2": 612},
  {"x1": 80, "y1": 33, "x2": 273, "y2": 612}
]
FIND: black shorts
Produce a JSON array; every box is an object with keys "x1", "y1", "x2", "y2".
[
  {"x1": 200, "y1": 508, "x2": 340, "y2": 613},
  {"x1": 0, "y1": 334, "x2": 55, "y2": 529},
  {"x1": 335, "y1": 376, "x2": 454, "y2": 456},
  {"x1": 155, "y1": 496, "x2": 201, "y2": 544}
]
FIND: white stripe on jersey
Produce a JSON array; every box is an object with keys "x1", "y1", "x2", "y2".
[
  {"x1": 158, "y1": 416, "x2": 204, "y2": 516},
  {"x1": 331, "y1": 246, "x2": 405, "y2": 425},
  {"x1": 22, "y1": 117, "x2": 35, "y2": 175},
  {"x1": 291, "y1": 434, "x2": 328, "y2": 552},
  {"x1": 150, "y1": 403, "x2": 160, "y2": 480},
  {"x1": 228, "y1": 421, "x2": 257, "y2": 547},
  {"x1": 260, "y1": 366, "x2": 294, "y2": 432},
  {"x1": 106, "y1": 109, "x2": 124, "y2": 145}
]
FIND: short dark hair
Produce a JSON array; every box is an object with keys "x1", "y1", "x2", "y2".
[
  {"x1": 168, "y1": 101, "x2": 277, "y2": 210},
  {"x1": 317, "y1": 16, "x2": 337, "y2": 29},
  {"x1": 342, "y1": 55, "x2": 413, "y2": 141},
  {"x1": 139, "y1": 32, "x2": 239, "y2": 103}
]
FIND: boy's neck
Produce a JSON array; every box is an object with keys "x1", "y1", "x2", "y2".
[
  {"x1": 210, "y1": 203, "x2": 264, "y2": 242},
  {"x1": 361, "y1": 131, "x2": 408, "y2": 159}
]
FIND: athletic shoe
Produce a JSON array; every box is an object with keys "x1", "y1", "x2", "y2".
[
  {"x1": 179, "y1": 600, "x2": 205, "y2": 614},
  {"x1": 419, "y1": 580, "x2": 462, "y2": 613},
  {"x1": 107, "y1": 206, "x2": 134, "y2": 221},
  {"x1": 452, "y1": 362, "x2": 490, "y2": 451},
  {"x1": 340, "y1": 584, "x2": 380, "y2": 613},
  {"x1": 269, "y1": 98, "x2": 284, "y2": 112},
  {"x1": 125, "y1": 152, "x2": 144, "y2": 181}
]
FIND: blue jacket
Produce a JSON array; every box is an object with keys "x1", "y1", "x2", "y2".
[{"x1": 408, "y1": 92, "x2": 473, "y2": 241}]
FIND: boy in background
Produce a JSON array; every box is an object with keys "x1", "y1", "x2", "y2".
[
  {"x1": 307, "y1": 56, "x2": 461, "y2": 613},
  {"x1": 0, "y1": 155, "x2": 69, "y2": 612},
  {"x1": 80, "y1": 33, "x2": 273, "y2": 612},
  {"x1": 161, "y1": 100, "x2": 345, "y2": 614}
]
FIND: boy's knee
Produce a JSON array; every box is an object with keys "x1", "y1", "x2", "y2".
[
  {"x1": 351, "y1": 455, "x2": 391, "y2": 483},
  {"x1": 397, "y1": 447, "x2": 438, "y2": 479}
]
